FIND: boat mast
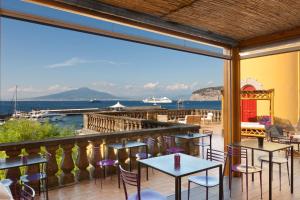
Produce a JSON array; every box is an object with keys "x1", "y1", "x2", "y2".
[{"x1": 14, "y1": 85, "x2": 17, "y2": 115}]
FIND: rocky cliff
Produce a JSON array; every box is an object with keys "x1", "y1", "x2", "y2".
[{"x1": 190, "y1": 86, "x2": 223, "y2": 101}]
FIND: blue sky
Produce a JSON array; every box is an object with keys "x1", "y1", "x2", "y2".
[{"x1": 0, "y1": 0, "x2": 224, "y2": 100}]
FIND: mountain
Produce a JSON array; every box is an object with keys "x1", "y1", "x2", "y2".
[
  {"x1": 190, "y1": 86, "x2": 223, "y2": 101},
  {"x1": 30, "y1": 87, "x2": 119, "y2": 101}
]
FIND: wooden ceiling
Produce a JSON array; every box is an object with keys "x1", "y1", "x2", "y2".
[
  {"x1": 23, "y1": 0, "x2": 300, "y2": 48},
  {"x1": 99, "y1": 0, "x2": 300, "y2": 41}
]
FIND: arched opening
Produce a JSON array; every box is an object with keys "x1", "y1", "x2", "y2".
[{"x1": 241, "y1": 85, "x2": 257, "y2": 122}]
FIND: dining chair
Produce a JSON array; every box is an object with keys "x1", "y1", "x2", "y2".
[
  {"x1": 135, "y1": 137, "x2": 155, "y2": 160},
  {"x1": 20, "y1": 154, "x2": 49, "y2": 200},
  {"x1": 227, "y1": 145, "x2": 262, "y2": 200},
  {"x1": 187, "y1": 148, "x2": 227, "y2": 200},
  {"x1": 94, "y1": 146, "x2": 119, "y2": 188},
  {"x1": 119, "y1": 165, "x2": 166, "y2": 200},
  {"x1": 258, "y1": 154, "x2": 290, "y2": 190},
  {"x1": 20, "y1": 183, "x2": 35, "y2": 200},
  {"x1": 194, "y1": 129, "x2": 213, "y2": 158},
  {"x1": 163, "y1": 136, "x2": 185, "y2": 154}
]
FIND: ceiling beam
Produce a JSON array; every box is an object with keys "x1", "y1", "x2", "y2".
[
  {"x1": 239, "y1": 26, "x2": 300, "y2": 49},
  {"x1": 24, "y1": 0, "x2": 237, "y2": 48},
  {"x1": 0, "y1": 9, "x2": 231, "y2": 60}
]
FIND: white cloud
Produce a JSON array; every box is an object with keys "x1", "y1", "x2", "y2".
[
  {"x1": 206, "y1": 81, "x2": 214, "y2": 86},
  {"x1": 45, "y1": 57, "x2": 127, "y2": 69},
  {"x1": 7, "y1": 86, "x2": 41, "y2": 93},
  {"x1": 166, "y1": 83, "x2": 189, "y2": 91},
  {"x1": 143, "y1": 82, "x2": 159, "y2": 89},
  {"x1": 47, "y1": 84, "x2": 75, "y2": 92}
]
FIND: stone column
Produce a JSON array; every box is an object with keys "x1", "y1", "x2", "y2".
[
  {"x1": 60, "y1": 143, "x2": 75, "y2": 185},
  {"x1": 45, "y1": 144, "x2": 59, "y2": 187},
  {"x1": 76, "y1": 141, "x2": 90, "y2": 181}
]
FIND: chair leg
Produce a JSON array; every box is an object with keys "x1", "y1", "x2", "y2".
[
  {"x1": 187, "y1": 181, "x2": 190, "y2": 200},
  {"x1": 260, "y1": 172, "x2": 262, "y2": 199},
  {"x1": 206, "y1": 187, "x2": 208, "y2": 200},
  {"x1": 229, "y1": 170, "x2": 232, "y2": 197},
  {"x1": 46, "y1": 177, "x2": 49, "y2": 200},
  {"x1": 287, "y1": 161, "x2": 290, "y2": 186},
  {"x1": 246, "y1": 173, "x2": 249, "y2": 200},
  {"x1": 279, "y1": 164, "x2": 282, "y2": 191},
  {"x1": 241, "y1": 173, "x2": 243, "y2": 192}
]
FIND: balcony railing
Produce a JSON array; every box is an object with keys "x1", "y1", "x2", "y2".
[{"x1": 0, "y1": 123, "x2": 199, "y2": 188}]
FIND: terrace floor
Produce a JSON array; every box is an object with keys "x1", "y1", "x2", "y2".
[{"x1": 47, "y1": 124, "x2": 300, "y2": 200}]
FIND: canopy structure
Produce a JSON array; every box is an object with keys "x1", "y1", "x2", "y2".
[{"x1": 110, "y1": 102, "x2": 126, "y2": 109}]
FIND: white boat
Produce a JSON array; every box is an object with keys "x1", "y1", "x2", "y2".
[
  {"x1": 89, "y1": 99, "x2": 101, "y2": 103},
  {"x1": 142, "y1": 97, "x2": 172, "y2": 104},
  {"x1": 30, "y1": 110, "x2": 64, "y2": 123}
]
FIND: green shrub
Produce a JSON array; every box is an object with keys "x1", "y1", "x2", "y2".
[{"x1": 0, "y1": 119, "x2": 75, "y2": 143}]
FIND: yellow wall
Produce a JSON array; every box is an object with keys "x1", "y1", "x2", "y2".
[{"x1": 241, "y1": 52, "x2": 300, "y2": 126}]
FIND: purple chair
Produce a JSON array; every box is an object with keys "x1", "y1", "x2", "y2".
[
  {"x1": 20, "y1": 183, "x2": 35, "y2": 200},
  {"x1": 228, "y1": 145, "x2": 262, "y2": 200},
  {"x1": 119, "y1": 165, "x2": 166, "y2": 200},
  {"x1": 94, "y1": 146, "x2": 119, "y2": 188},
  {"x1": 20, "y1": 154, "x2": 49, "y2": 200},
  {"x1": 135, "y1": 138, "x2": 156, "y2": 180},
  {"x1": 163, "y1": 136, "x2": 185, "y2": 154},
  {"x1": 188, "y1": 149, "x2": 227, "y2": 200}
]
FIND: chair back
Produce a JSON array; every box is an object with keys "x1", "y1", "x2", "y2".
[
  {"x1": 206, "y1": 149, "x2": 228, "y2": 177},
  {"x1": 146, "y1": 137, "x2": 156, "y2": 155},
  {"x1": 163, "y1": 136, "x2": 175, "y2": 149},
  {"x1": 20, "y1": 183, "x2": 35, "y2": 200},
  {"x1": 207, "y1": 113, "x2": 213, "y2": 119},
  {"x1": 227, "y1": 145, "x2": 249, "y2": 172},
  {"x1": 119, "y1": 165, "x2": 140, "y2": 200}
]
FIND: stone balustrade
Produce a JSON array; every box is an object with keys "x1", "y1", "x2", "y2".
[
  {"x1": 0, "y1": 124, "x2": 199, "y2": 189},
  {"x1": 85, "y1": 109, "x2": 221, "y2": 132}
]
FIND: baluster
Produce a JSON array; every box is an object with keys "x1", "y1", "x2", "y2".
[
  {"x1": 45, "y1": 144, "x2": 59, "y2": 187},
  {"x1": 6, "y1": 148, "x2": 22, "y2": 182},
  {"x1": 60, "y1": 143, "x2": 75, "y2": 185},
  {"x1": 89, "y1": 141, "x2": 102, "y2": 179},
  {"x1": 76, "y1": 141, "x2": 90, "y2": 181}
]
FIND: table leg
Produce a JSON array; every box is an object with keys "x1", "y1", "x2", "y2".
[
  {"x1": 269, "y1": 152, "x2": 273, "y2": 200},
  {"x1": 291, "y1": 146, "x2": 294, "y2": 193},
  {"x1": 117, "y1": 150, "x2": 120, "y2": 188},
  {"x1": 201, "y1": 138, "x2": 205, "y2": 159},
  {"x1": 209, "y1": 134, "x2": 212, "y2": 155},
  {"x1": 178, "y1": 177, "x2": 181, "y2": 200},
  {"x1": 175, "y1": 178, "x2": 179, "y2": 200},
  {"x1": 129, "y1": 148, "x2": 132, "y2": 171},
  {"x1": 138, "y1": 162, "x2": 141, "y2": 187},
  {"x1": 146, "y1": 145, "x2": 149, "y2": 181},
  {"x1": 219, "y1": 165, "x2": 223, "y2": 200},
  {"x1": 252, "y1": 149, "x2": 254, "y2": 182}
]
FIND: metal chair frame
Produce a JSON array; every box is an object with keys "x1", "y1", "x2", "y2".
[
  {"x1": 187, "y1": 148, "x2": 227, "y2": 200},
  {"x1": 227, "y1": 145, "x2": 262, "y2": 200}
]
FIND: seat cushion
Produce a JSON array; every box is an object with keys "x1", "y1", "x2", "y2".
[
  {"x1": 20, "y1": 173, "x2": 47, "y2": 182},
  {"x1": 136, "y1": 153, "x2": 152, "y2": 160},
  {"x1": 0, "y1": 183, "x2": 13, "y2": 200},
  {"x1": 0, "y1": 179, "x2": 13, "y2": 187},
  {"x1": 97, "y1": 159, "x2": 118, "y2": 167},
  {"x1": 166, "y1": 147, "x2": 185, "y2": 154},
  {"x1": 232, "y1": 164, "x2": 262, "y2": 174},
  {"x1": 188, "y1": 176, "x2": 219, "y2": 187},
  {"x1": 259, "y1": 155, "x2": 288, "y2": 164},
  {"x1": 128, "y1": 189, "x2": 167, "y2": 200}
]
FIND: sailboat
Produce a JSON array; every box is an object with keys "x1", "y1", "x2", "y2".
[{"x1": 11, "y1": 85, "x2": 22, "y2": 118}]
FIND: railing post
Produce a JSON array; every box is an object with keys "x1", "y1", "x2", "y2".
[
  {"x1": 45, "y1": 144, "x2": 59, "y2": 187},
  {"x1": 76, "y1": 141, "x2": 90, "y2": 181},
  {"x1": 60, "y1": 143, "x2": 75, "y2": 185}
]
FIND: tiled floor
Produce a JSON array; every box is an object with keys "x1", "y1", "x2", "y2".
[{"x1": 47, "y1": 124, "x2": 300, "y2": 200}]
